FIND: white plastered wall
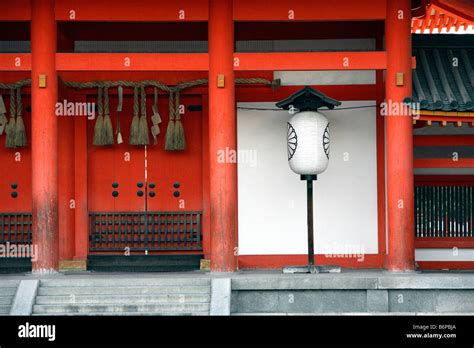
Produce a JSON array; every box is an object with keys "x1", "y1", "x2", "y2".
[{"x1": 237, "y1": 100, "x2": 378, "y2": 255}]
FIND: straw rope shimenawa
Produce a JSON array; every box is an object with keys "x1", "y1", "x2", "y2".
[{"x1": 0, "y1": 78, "x2": 280, "y2": 150}]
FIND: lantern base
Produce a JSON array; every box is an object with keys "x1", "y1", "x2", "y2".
[{"x1": 282, "y1": 265, "x2": 341, "y2": 274}]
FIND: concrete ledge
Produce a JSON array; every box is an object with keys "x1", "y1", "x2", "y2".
[
  {"x1": 10, "y1": 279, "x2": 39, "y2": 315},
  {"x1": 367, "y1": 289, "x2": 388, "y2": 312},
  {"x1": 378, "y1": 276, "x2": 474, "y2": 289},
  {"x1": 210, "y1": 278, "x2": 231, "y2": 315},
  {"x1": 232, "y1": 276, "x2": 378, "y2": 290}
]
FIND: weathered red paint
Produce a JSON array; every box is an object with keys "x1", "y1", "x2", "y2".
[
  {"x1": 31, "y1": 0, "x2": 59, "y2": 272},
  {"x1": 385, "y1": 0, "x2": 415, "y2": 272},
  {"x1": 208, "y1": 0, "x2": 238, "y2": 272}
]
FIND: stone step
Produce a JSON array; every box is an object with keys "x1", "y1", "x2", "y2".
[
  {"x1": 40, "y1": 278, "x2": 210, "y2": 287},
  {"x1": 0, "y1": 296, "x2": 14, "y2": 305},
  {"x1": 38, "y1": 285, "x2": 211, "y2": 296},
  {"x1": 33, "y1": 303, "x2": 210, "y2": 314},
  {"x1": 34, "y1": 311, "x2": 208, "y2": 316},
  {"x1": 0, "y1": 305, "x2": 11, "y2": 314},
  {"x1": 35, "y1": 294, "x2": 210, "y2": 305},
  {"x1": 0, "y1": 287, "x2": 16, "y2": 296},
  {"x1": 0, "y1": 280, "x2": 20, "y2": 287}
]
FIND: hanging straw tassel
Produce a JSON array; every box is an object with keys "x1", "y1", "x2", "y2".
[
  {"x1": 0, "y1": 94, "x2": 7, "y2": 135},
  {"x1": 138, "y1": 86, "x2": 149, "y2": 145},
  {"x1": 129, "y1": 87, "x2": 140, "y2": 145},
  {"x1": 102, "y1": 87, "x2": 114, "y2": 145},
  {"x1": 164, "y1": 92, "x2": 176, "y2": 151},
  {"x1": 5, "y1": 89, "x2": 16, "y2": 148},
  {"x1": 116, "y1": 86, "x2": 123, "y2": 144},
  {"x1": 14, "y1": 88, "x2": 27, "y2": 147},
  {"x1": 173, "y1": 91, "x2": 186, "y2": 150},
  {"x1": 93, "y1": 87, "x2": 104, "y2": 146}
]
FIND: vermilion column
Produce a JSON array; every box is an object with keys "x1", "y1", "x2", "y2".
[
  {"x1": 31, "y1": 0, "x2": 59, "y2": 272},
  {"x1": 385, "y1": 0, "x2": 415, "y2": 272},
  {"x1": 208, "y1": 0, "x2": 238, "y2": 272}
]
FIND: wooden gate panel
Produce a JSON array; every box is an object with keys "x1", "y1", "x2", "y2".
[
  {"x1": 0, "y1": 95, "x2": 32, "y2": 213},
  {"x1": 146, "y1": 95, "x2": 203, "y2": 212},
  {"x1": 87, "y1": 94, "x2": 145, "y2": 213}
]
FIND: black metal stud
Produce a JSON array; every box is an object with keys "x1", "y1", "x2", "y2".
[
  {"x1": 11, "y1": 192, "x2": 18, "y2": 198},
  {"x1": 149, "y1": 191, "x2": 156, "y2": 198},
  {"x1": 149, "y1": 182, "x2": 155, "y2": 189},
  {"x1": 173, "y1": 191, "x2": 180, "y2": 198},
  {"x1": 11, "y1": 183, "x2": 18, "y2": 189},
  {"x1": 137, "y1": 190, "x2": 144, "y2": 197},
  {"x1": 137, "y1": 182, "x2": 144, "y2": 188},
  {"x1": 173, "y1": 182, "x2": 180, "y2": 188},
  {"x1": 112, "y1": 191, "x2": 119, "y2": 197},
  {"x1": 112, "y1": 182, "x2": 119, "y2": 188}
]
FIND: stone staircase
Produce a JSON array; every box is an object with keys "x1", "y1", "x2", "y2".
[
  {"x1": 33, "y1": 278, "x2": 211, "y2": 315},
  {"x1": 0, "y1": 280, "x2": 19, "y2": 315}
]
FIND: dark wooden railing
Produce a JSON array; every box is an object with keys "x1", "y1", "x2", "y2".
[
  {"x1": 415, "y1": 185, "x2": 473, "y2": 238},
  {"x1": 0, "y1": 213, "x2": 32, "y2": 244},
  {"x1": 89, "y1": 211, "x2": 202, "y2": 252}
]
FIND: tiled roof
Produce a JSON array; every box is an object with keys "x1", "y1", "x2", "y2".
[{"x1": 411, "y1": 35, "x2": 474, "y2": 112}]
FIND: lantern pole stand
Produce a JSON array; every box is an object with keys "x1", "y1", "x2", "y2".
[{"x1": 282, "y1": 175, "x2": 341, "y2": 274}]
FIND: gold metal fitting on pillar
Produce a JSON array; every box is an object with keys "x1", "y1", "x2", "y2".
[
  {"x1": 217, "y1": 74, "x2": 225, "y2": 88},
  {"x1": 38, "y1": 74, "x2": 47, "y2": 88}
]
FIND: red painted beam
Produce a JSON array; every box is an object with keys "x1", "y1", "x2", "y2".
[
  {"x1": 56, "y1": 53, "x2": 209, "y2": 71},
  {"x1": 415, "y1": 238, "x2": 474, "y2": 248},
  {"x1": 238, "y1": 254, "x2": 386, "y2": 269},
  {"x1": 414, "y1": 135, "x2": 474, "y2": 146},
  {"x1": 415, "y1": 175, "x2": 474, "y2": 184},
  {"x1": 233, "y1": 0, "x2": 386, "y2": 21},
  {"x1": 414, "y1": 158, "x2": 474, "y2": 168},
  {"x1": 416, "y1": 115, "x2": 474, "y2": 123},
  {"x1": 0, "y1": 0, "x2": 30, "y2": 20},
  {"x1": 234, "y1": 52, "x2": 388, "y2": 71},
  {"x1": 417, "y1": 261, "x2": 474, "y2": 270},
  {"x1": 0, "y1": 54, "x2": 31, "y2": 71},
  {"x1": 55, "y1": 0, "x2": 208, "y2": 21}
]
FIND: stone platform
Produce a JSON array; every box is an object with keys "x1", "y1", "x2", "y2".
[{"x1": 1, "y1": 269, "x2": 474, "y2": 315}]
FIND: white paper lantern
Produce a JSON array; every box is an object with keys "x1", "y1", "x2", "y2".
[{"x1": 287, "y1": 111, "x2": 329, "y2": 175}]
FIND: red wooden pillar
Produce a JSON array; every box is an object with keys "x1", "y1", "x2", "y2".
[
  {"x1": 385, "y1": 0, "x2": 415, "y2": 272},
  {"x1": 74, "y1": 95, "x2": 89, "y2": 265},
  {"x1": 208, "y1": 0, "x2": 238, "y2": 272},
  {"x1": 31, "y1": 0, "x2": 59, "y2": 272},
  {"x1": 58, "y1": 88, "x2": 75, "y2": 262}
]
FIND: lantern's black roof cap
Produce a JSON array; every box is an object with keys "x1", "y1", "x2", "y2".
[{"x1": 276, "y1": 86, "x2": 341, "y2": 112}]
